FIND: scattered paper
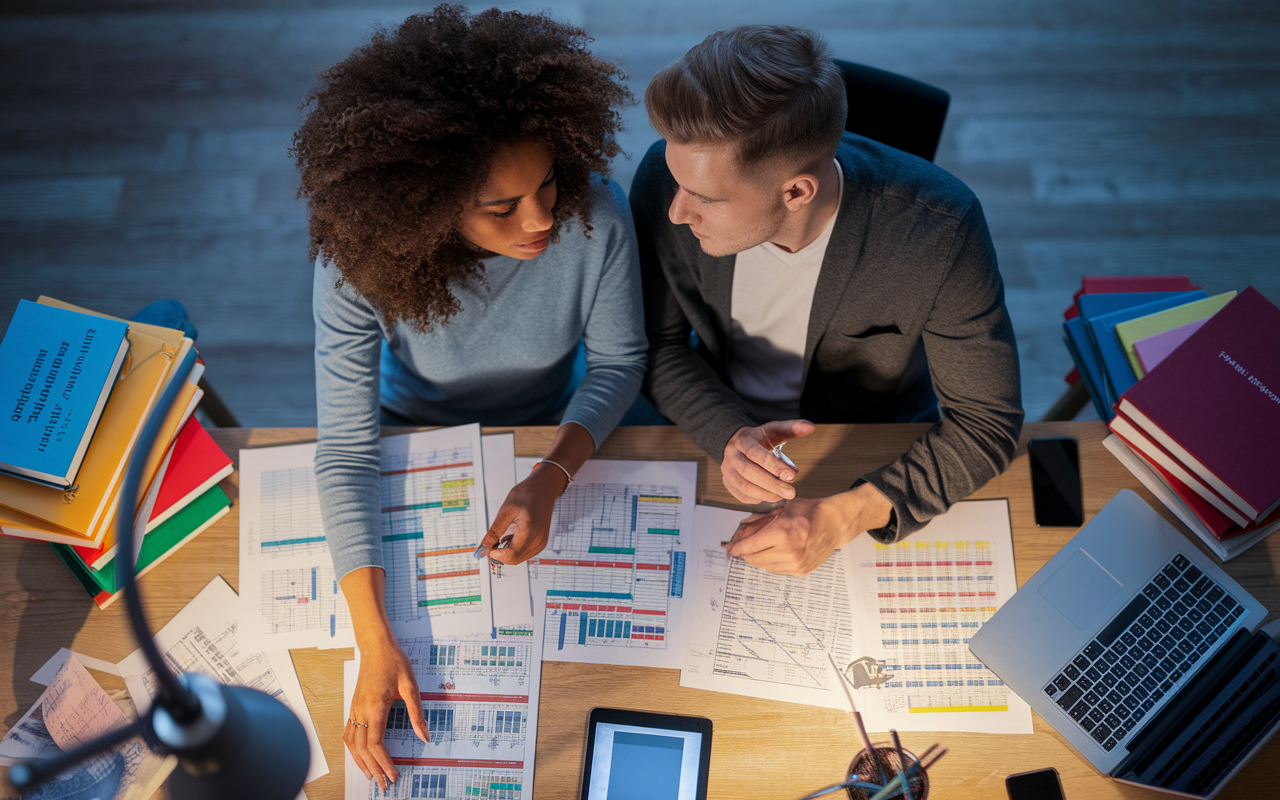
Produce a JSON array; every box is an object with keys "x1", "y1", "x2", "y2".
[
  {"x1": 483, "y1": 432, "x2": 535, "y2": 630},
  {"x1": 238, "y1": 424, "x2": 494, "y2": 651},
  {"x1": 343, "y1": 609, "x2": 545, "y2": 799},
  {"x1": 525, "y1": 458, "x2": 697, "y2": 669},
  {"x1": 841, "y1": 499, "x2": 1033, "y2": 734},
  {"x1": 116, "y1": 575, "x2": 330, "y2": 784},
  {"x1": 0, "y1": 655, "x2": 175, "y2": 799},
  {"x1": 682, "y1": 505, "x2": 856, "y2": 708},
  {"x1": 31, "y1": 648, "x2": 121, "y2": 685}
]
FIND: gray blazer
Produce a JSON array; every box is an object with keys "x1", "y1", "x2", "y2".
[{"x1": 631, "y1": 134, "x2": 1024, "y2": 540}]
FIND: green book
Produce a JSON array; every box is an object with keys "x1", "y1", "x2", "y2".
[
  {"x1": 1114, "y1": 291, "x2": 1236, "y2": 378},
  {"x1": 50, "y1": 483, "x2": 230, "y2": 607}
]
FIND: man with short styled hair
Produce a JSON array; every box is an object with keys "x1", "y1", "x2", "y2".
[{"x1": 631, "y1": 25, "x2": 1024, "y2": 575}]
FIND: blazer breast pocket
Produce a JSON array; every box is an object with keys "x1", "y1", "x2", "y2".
[{"x1": 842, "y1": 324, "x2": 903, "y2": 339}]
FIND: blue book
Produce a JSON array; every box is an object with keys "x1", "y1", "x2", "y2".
[
  {"x1": 0, "y1": 300, "x2": 130, "y2": 487},
  {"x1": 1076, "y1": 292, "x2": 1203, "y2": 411},
  {"x1": 1062, "y1": 323, "x2": 1110, "y2": 420},
  {"x1": 1084, "y1": 292, "x2": 1205, "y2": 410}
]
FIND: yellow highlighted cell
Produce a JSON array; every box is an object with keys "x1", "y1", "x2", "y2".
[{"x1": 909, "y1": 705, "x2": 1008, "y2": 713}]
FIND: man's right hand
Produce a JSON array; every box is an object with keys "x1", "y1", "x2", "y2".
[{"x1": 720, "y1": 419, "x2": 816, "y2": 504}]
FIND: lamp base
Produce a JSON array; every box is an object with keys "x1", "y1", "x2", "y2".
[{"x1": 165, "y1": 682, "x2": 309, "y2": 800}]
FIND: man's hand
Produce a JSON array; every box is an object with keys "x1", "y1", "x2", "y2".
[
  {"x1": 345, "y1": 639, "x2": 429, "y2": 792},
  {"x1": 725, "y1": 483, "x2": 894, "y2": 575},
  {"x1": 720, "y1": 419, "x2": 816, "y2": 504},
  {"x1": 479, "y1": 463, "x2": 567, "y2": 566}
]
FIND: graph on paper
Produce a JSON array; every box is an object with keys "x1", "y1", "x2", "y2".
[
  {"x1": 713, "y1": 551, "x2": 853, "y2": 691},
  {"x1": 522, "y1": 459, "x2": 697, "y2": 668},
  {"x1": 841, "y1": 499, "x2": 1033, "y2": 734},
  {"x1": 360, "y1": 631, "x2": 543, "y2": 800},
  {"x1": 861, "y1": 539, "x2": 1007, "y2": 712},
  {"x1": 239, "y1": 425, "x2": 492, "y2": 651}
]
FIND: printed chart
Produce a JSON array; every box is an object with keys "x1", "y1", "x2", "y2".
[
  {"x1": 522, "y1": 458, "x2": 697, "y2": 669},
  {"x1": 239, "y1": 425, "x2": 493, "y2": 651},
  {"x1": 345, "y1": 616, "x2": 544, "y2": 800},
  {"x1": 682, "y1": 505, "x2": 856, "y2": 709},
  {"x1": 843, "y1": 500, "x2": 1033, "y2": 734}
]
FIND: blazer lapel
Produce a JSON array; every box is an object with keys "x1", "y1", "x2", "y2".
[
  {"x1": 697, "y1": 248, "x2": 737, "y2": 360},
  {"x1": 801, "y1": 149, "x2": 872, "y2": 389}
]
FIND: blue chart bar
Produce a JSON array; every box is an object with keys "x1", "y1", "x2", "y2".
[
  {"x1": 669, "y1": 551, "x2": 686, "y2": 598},
  {"x1": 631, "y1": 494, "x2": 638, "y2": 532},
  {"x1": 558, "y1": 612, "x2": 567, "y2": 651},
  {"x1": 311, "y1": 567, "x2": 317, "y2": 601},
  {"x1": 330, "y1": 615, "x2": 336, "y2": 637},
  {"x1": 579, "y1": 613, "x2": 589, "y2": 645},
  {"x1": 624, "y1": 621, "x2": 631, "y2": 639}
]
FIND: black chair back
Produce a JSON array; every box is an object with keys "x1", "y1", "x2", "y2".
[{"x1": 834, "y1": 59, "x2": 950, "y2": 162}]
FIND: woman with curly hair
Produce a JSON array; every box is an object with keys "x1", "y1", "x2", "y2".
[{"x1": 294, "y1": 5, "x2": 644, "y2": 788}]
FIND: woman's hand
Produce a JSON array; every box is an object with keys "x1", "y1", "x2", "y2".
[
  {"x1": 345, "y1": 639, "x2": 429, "y2": 793},
  {"x1": 480, "y1": 464, "x2": 566, "y2": 565},
  {"x1": 479, "y1": 421, "x2": 596, "y2": 566}
]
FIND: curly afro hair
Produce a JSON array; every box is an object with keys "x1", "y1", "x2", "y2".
[{"x1": 293, "y1": 4, "x2": 631, "y2": 330}]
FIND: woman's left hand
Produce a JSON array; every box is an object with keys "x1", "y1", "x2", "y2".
[{"x1": 479, "y1": 463, "x2": 568, "y2": 565}]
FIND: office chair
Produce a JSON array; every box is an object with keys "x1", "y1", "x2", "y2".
[{"x1": 833, "y1": 59, "x2": 950, "y2": 162}]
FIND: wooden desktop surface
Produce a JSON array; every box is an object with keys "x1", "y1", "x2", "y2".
[{"x1": 2, "y1": 422, "x2": 1277, "y2": 799}]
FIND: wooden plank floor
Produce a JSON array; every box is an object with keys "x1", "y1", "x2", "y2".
[{"x1": 1, "y1": 1, "x2": 1278, "y2": 426}]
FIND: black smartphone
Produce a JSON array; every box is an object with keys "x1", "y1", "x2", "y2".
[
  {"x1": 1006, "y1": 767, "x2": 1066, "y2": 800},
  {"x1": 1028, "y1": 437, "x2": 1083, "y2": 527}
]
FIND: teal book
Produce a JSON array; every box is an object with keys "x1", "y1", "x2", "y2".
[
  {"x1": 1085, "y1": 292, "x2": 1206, "y2": 409},
  {"x1": 1076, "y1": 292, "x2": 1203, "y2": 410},
  {"x1": 0, "y1": 300, "x2": 130, "y2": 487}
]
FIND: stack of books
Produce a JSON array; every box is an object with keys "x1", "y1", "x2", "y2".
[
  {"x1": 0, "y1": 297, "x2": 233, "y2": 608},
  {"x1": 1066, "y1": 285, "x2": 1280, "y2": 560}
]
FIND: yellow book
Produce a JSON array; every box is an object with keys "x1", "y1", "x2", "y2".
[
  {"x1": 1114, "y1": 291, "x2": 1236, "y2": 378},
  {"x1": 0, "y1": 324, "x2": 178, "y2": 542}
]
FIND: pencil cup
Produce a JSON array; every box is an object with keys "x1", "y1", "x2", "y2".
[{"x1": 844, "y1": 744, "x2": 928, "y2": 800}]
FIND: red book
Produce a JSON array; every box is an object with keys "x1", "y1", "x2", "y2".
[
  {"x1": 71, "y1": 417, "x2": 232, "y2": 570},
  {"x1": 1118, "y1": 287, "x2": 1280, "y2": 523},
  {"x1": 1063, "y1": 275, "x2": 1194, "y2": 321}
]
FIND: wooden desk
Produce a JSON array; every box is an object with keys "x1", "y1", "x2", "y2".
[{"x1": 2, "y1": 422, "x2": 1276, "y2": 799}]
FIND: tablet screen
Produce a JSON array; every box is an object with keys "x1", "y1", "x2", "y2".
[{"x1": 584, "y1": 721, "x2": 704, "y2": 800}]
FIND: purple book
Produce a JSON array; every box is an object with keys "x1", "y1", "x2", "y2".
[{"x1": 1133, "y1": 318, "x2": 1209, "y2": 374}]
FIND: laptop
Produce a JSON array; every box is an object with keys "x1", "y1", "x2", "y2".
[{"x1": 970, "y1": 490, "x2": 1280, "y2": 797}]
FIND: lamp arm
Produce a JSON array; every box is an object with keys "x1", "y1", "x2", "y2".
[
  {"x1": 115, "y1": 345, "x2": 202, "y2": 722},
  {"x1": 8, "y1": 715, "x2": 150, "y2": 789}
]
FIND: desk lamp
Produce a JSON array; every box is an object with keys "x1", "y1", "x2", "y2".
[{"x1": 9, "y1": 349, "x2": 310, "y2": 799}]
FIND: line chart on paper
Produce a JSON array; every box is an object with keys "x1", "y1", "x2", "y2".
[{"x1": 523, "y1": 458, "x2": 697, "y2": 669}]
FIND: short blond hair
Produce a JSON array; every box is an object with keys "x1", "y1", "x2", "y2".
[{"x1": 645, "y1": 25, "x2": 847, "y2": 171}]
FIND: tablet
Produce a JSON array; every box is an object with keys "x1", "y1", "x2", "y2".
[{"x1": 580, "y1": 708, "x2": 712, "y2": 800}]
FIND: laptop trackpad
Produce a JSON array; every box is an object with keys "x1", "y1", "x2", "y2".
[{"x1": 1038, "y1": 549, "x2": 1123, "y2": 631}]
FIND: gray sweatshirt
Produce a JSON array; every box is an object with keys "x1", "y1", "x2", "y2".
[{"x1": 313, "y1": 179, "x2": 647, "y2": 582}]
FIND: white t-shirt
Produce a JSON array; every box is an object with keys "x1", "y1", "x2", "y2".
[{"x1": 727, "y1": 160, "x2": 843, "y2": 421}]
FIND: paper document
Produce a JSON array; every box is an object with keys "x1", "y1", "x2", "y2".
[
  {"x1": 682, "y1": 505, "x2": 856, "y2": 708},
  {"x1": 117, "y1": 576, "x2": 330, "y2": 784},
  {"x1": 31, "y1": 647, "x2": 121, "y2": 685},
  {"x1": 0, "y1": 655, "x2": 175, "y2": 799},
  {"x1": 524, "y1": 457, "x2": 696, "y2": 669},
  {"x1": 238, "y1": 424, "x2": 494, "y2": 650},
  {"x1": 343, "y1": 610, "x2": 544, "y2": 799},
  {"x1": 841, "y1": 499, "x2": 1033, "y2": 733},
  {"x1": 483, "y1": 433, "x2": 535, "y2": 630}
]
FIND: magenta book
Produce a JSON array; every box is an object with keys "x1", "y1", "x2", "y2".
[{"x1": 1118, "y1": 287, "x2": 1280, "y2": 522}]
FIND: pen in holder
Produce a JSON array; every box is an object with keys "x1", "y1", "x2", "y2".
[{"x1": 845, "y1": 743, "x2": 928, "y2": 800}]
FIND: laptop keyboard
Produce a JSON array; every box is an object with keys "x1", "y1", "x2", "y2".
[{"x1": 1042, "y1": 553, "x2": 1244, "y2": 752}]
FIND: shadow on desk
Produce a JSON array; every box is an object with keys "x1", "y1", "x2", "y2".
[{"x1": 4, "y1": 543, "x2": 96, "y2": 728}]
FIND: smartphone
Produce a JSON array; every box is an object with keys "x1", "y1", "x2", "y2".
[
  {"x1": 1006, "y1": 767, "x2": 1066, "y2": 800},
  {"x1": 1028, "y1": 437, "x2": 1083, "y2": 527}
]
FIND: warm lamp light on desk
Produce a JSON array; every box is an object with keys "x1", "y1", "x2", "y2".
[{"x1": 9, "y1": 348, "x2": 310, "y2": 800}]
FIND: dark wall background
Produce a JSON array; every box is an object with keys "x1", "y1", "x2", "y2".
[{"x1": 2, "y1": 1, "x2": 1277, "y2": 426}]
